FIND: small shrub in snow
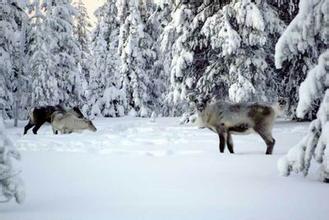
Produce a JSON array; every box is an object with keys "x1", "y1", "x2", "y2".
[{"x1": 0, "y1": 117, "x2": 25, "y2": 203}]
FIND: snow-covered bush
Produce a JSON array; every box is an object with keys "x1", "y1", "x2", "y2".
[
  {"x1": 0, "y1": 117, "x2": 25, "y2": 203},
  {"x1": 278, "y1": 50, "x2": 329, "y2": 182}
]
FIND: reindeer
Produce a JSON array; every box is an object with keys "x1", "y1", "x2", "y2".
[
  {"x1": 24, "y1": 105, "x2": 85, "y2": 135},
  {"x1": 191, "y1": 95, "x2": 278, "y2": 155},
  {"x1": 51, "y1": 111, "x2": 97, "y2": 134}
]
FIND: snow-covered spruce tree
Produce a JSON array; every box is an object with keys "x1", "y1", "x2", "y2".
[
  {"x1": 160, "y1": 0, "x2": 284, "y2": 116},
  {"x1": 42, "y1": 0, "x2": 85, "y2": 107},
  {"x1": 89, "y1": 0, "x2": 125, "y2": 117},
  {"x1": 159, "y1": 1, "x2": 200, "y2": 116},
  {"x1": 74, "y1": 0, "x2": 92, "y2": 81},
  {"x1": 278, "y1": 50, "x2": 329, "y2": 182},
  {"x1": 73, "y1": 0, "x2": 90, "y2": 108},
  {"x1": 0, "y1": 0, "x2": 29, "y2": 119},
  {"x1": 151, "y1": 1, "x2": 175, "y2": 116},
  {"x1": 0, "y1": 116, "x2": 24, "y2": 203},
  {"x1": 117, "y1": 0, "x2": 159, "y2": 117},
  {"x1": 275, "y1": 0, "x2": 328, "y2": 120},
  {"x1": 199, "y1": 0, "x2": 285, "y2": 104},
  {"x1": 144, "y1": 2, "x2": 172, "y2": 116},
  {"x1": 26, "y1": 0, "x2": 60, "y2": 106}
]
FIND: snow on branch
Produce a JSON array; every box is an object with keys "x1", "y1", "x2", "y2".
[
  {"x1": 275, "y1": 0, "x2": 329, "y2": 69},
  {"x1": 296, "y1": 50, "x2": 329, "y2": 118},
  {"x1": 278, "y1": 50, "x2": 329, "y2": 182}
]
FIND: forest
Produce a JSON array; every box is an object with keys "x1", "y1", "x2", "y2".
[
  {"x1": 0, "y1": 0, "x2": 329, "y2": 219},
  {"x1": 1, "y1": 0, "x2": 326, "y2": 120}
]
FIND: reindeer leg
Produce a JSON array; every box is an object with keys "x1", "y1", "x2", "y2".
[
  {"x1": 32, "y1": 122, "x2": 45, "y2": 134},
  {"x1": 265, "y1": 137, "x2": 275, "y2": 155},
  {"x1": 218, "y1": 132, "x2": 226, "y2": 153},
  {"x1": 24, "y1": 120, "x2": 34, "y2": 135},
  {"x1": 226, "y1": 132, "x2": 234, "y2": 154},
  {"x1": 52, "y1": 126, "x2": 58, "y2": 135},
  {"x1": 255, "y1": 128, "x2": 275, "y2": 155}
]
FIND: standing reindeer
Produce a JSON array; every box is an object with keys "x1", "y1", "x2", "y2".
[{"x1": 192, "y1": 96, "x2": 278, "y2": 154}]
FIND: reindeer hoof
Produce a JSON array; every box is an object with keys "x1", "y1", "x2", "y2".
[{"x1": 265, "y1": 147, "x2": 273, "y2": 155}]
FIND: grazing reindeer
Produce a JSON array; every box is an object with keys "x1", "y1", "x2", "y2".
[
  {"x1": 24, "y1": 105, "x2": 85, "y2": 135},
  {"x1": 51, "y1": 111, "x2": 97, "y2": 134},
  {"x1": 192, "y1": 96, "x2": 278, "y2": 154}
]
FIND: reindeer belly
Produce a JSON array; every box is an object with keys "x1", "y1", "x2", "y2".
[{"x1": 229, "y1": 123, "x2": 255, "y2": 135}]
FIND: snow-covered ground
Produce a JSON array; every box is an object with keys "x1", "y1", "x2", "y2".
[{"x1": 1, "y1": 117, "x2": 328, "y2": 220}]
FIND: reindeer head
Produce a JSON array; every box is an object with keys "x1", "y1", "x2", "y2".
[
  {"x1": 187, "y1": 92, "x2": 211, "y2": 113},
  {"x1": 84, "y1": 119, "x2": 97, "y2": 132}
]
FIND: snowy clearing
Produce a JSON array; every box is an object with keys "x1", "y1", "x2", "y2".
[{"x1": 1, "y1": 117, "x2": 328, "y2": 220}]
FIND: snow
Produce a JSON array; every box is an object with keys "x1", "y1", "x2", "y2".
[{"x1": 1, "y1": 117, "x2": 329, "y2": 220}]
